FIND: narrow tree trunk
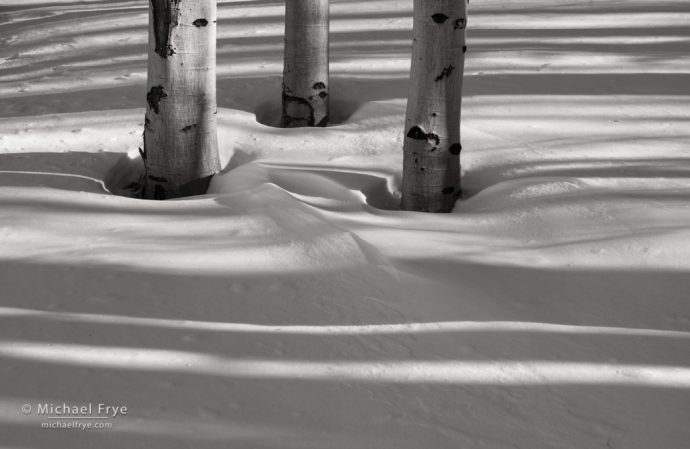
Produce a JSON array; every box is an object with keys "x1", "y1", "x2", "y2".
[
  {"x1": 281, "y1": 0, "x2": 329, "y2": 128},
  {"x1": 142, "y1": 0, "x2": 221, "y2": 200},
  {"x1": 401, "y1": 0, "x2": 467, "y2": 212}
]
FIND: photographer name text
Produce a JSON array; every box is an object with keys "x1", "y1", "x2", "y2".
[{"x1": 30, "y1": 403, "x2": 127, "y2": 417}]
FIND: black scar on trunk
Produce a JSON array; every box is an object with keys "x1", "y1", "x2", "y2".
[
  {"x1": 449, "y1": 143, "x2": 462, "y2": 155},
  {"x1": 153, "y1": 184, "x2": 166, "y2": 200},
  {"x1": 435, "y1": 65, "x2": 455, "y2": 82},
  {"x1": 431, "y1": 13, "x2": 449, "y2": 24},
  {"x1": 282, "y1": 92, "x2": 315, "y2": 127},
  {"x1": 148, "y1": 174, "x2": 168, "y2": 183},
  {"x1": 150, "y1": 0, "x2": 180, "y2": 59},
  {"x1": 193, "y1": 18, "x2": 208, "y2": 27},
  {"x1": 316, "y1": 115, "x2": 329, "y2": 127},
  {"x1": 407, "y1": 126, "x2": 440, "y2": 146},
  {"x1": 147, "y1": 85, "x2": 167, "y2": 114}
]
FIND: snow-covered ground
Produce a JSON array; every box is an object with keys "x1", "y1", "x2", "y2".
[{"x1": 1, "y1": 0, "x2": 689, "y2": 447}]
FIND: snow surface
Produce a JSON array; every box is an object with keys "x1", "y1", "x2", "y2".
[{"x1": 1, "y1": 0, "x2": 690, "y2": 448}]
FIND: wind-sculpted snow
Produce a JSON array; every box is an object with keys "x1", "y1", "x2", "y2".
[{"x1": 1, "y1": 1, "x2": 690, "y2": 448}]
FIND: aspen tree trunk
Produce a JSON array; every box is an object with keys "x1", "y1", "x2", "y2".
[
  {"x1": 401, "y1": 0, "x2": 467, "y2": 212},
  {"x1": 142, "y1": 0, "x2": 221, "y2": 200},
  {"x1": 281, "y1": 0, "x2": 329, "y2": 128}
]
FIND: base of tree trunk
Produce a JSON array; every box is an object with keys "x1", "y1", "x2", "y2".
[
  {"x1": 281, "y1": 0, "x2": 329, "y2": 128},
  {"x1": 140, "y1": 174, "x2": 214, "y2": 200},
  {"x1": 143, "y1": 0, "x2": 221, "y2": 201},
  {"x1": 401, "y1": 0, "x2": 467, "y2": 213}
]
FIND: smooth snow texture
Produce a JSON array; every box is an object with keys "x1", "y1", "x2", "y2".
[{"x1": 1, "y1": 1, "x2": 689, "y2": 448}]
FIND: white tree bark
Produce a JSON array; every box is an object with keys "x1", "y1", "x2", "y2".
[
  {"x1": 401, "y1": 0, "x2": 467, "y2": 212},
  {"x1": 142, "y1": 0, "x2": 221, "y2": 200},
  {"x1": 281, "y1": 0, "x2": 329, "y2": 128}
]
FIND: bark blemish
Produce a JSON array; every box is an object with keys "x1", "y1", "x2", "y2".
[
  {"x1": 449, "y1": 143, "x2": 462, "y2": 155},
  {"x1": 407, "y1": 125, "x2": 440, "y2": 146},
  {"x1": 313, "y1": 82, "x2": 326, "y2": 90},
  {"x1": 193, "y1": 18, "x2": 209, "y2": 27},
  {"x1": 318, "y1": 91, "x2": 328, "y2": 99},
  {"x1": 146, "y1": 85, "x2": 167, "y2": 114},
  {"x1": 431, "y1": 13, "x2": 449, "y2": 24},
  {"x1": 181, "y1": 124, "x2": 198, "y2": 133},
  {"x1": 316, "y1": 115, "x2": 328, "y2": 127},
  {"x1": 150, "y1": 0, "x2": 180, "y2": 59},
  {"x1": 153, "y1": 184, "x2": 166, "y2": 201},
  {"x1": 463, "y1": 45, "x2": 468, "y2": 54},
  {"x1": 435, "y1": 65, "x2": 455, "y2": 82},
  {"x1": 148, "y1": 174, "x2": 168, "y2": 183},
  {"x1": 282, "y1": 93, "x2": 315, "y2": 127},
  {"x1": 138, "y1": 147, "x2": 147, "y2": 160},
  {"x1": 454, "y1": 18, "x2": 466, "y2": 30},
  {"x1": 144, "y1": 115, "x2": 152, "y2": 131}
]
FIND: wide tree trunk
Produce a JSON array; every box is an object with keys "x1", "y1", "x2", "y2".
[
  {"x1": 281, "y1": 0, "x2": 329, "y2": 128},
  {"x1": 142, "y1": 0, "x2": 221, "y2": 200},
  {"x1": 401, "y1": 0, "x2": 467, "y2": 212}
]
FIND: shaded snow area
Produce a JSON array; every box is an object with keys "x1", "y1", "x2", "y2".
[{"x1": 1, "y1": 0, "x2": 690, "y2": 448}]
